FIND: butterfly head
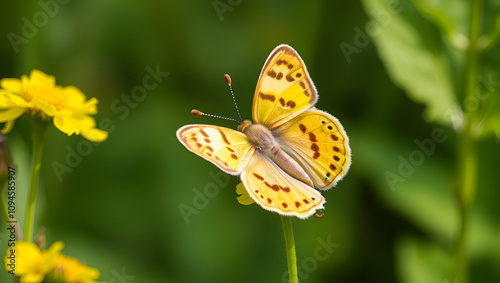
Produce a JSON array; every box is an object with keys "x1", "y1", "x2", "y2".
[{"x1": 237, "y1": 120, "x2": 252, "y2": 132}]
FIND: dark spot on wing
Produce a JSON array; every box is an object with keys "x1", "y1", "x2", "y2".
[
  {"x1": 259, "y1": 92, "x2": 276, "y2": 102},
  {"x1": 299, "y1": 124, "x2": 307, "y2": 133},
  {"x1": 286, "y1": 100, "x2": 296, "y2": 108},
  {"x1": 253, "y1": 173, "x2": 264, "y2": 180},
  {"x1": 218, "y1": 129, "x2": 230, "y2": 144},
  {"x1": 199, "y1": 129, "x2": 209, "y2": 137},
  {"x1": 280, "y1": 186, "x2": 291, "y2": 193},
  {"x1": 267, "y1": 70, "x2": 277, "y2": 78},
  {"x1": 309, "y1": 132, "x2": 317, "y2": 142},
  {"x1": 311, "y1": 143, "x2": 319, "y2": 152}
]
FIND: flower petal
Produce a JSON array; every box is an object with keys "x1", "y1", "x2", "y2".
[
  {"x1": 54, "y1": 115, "x2": 80, "y2": 136},
  {"x1": 0, "y1": 107, "x2": 25, "y2": 123},
  {"x1": 43, "y1": 241, "x2": 64, "y2": 273},
  {"x1": 81, "y1": 128, "x2": 108, "y2": 142},
  {"x1": 20, "y1": 273, "x2": 45, "y2": 283},
  {"x1": 63, "y1": 85, "x2": 87, "y2": 105},
  {"x1": 0, "y1": 78, "x2": 23, "y2": 93},
  {"x1": 12, "y1": 242, "x2": 42, "y2": 275},
  {"x1": 1, "y1": 120, "x2": 15, "y2": 134},
  {"x1": 71, "y1": 114, "x2": 97, "y2": 130},
  {"x1": 30, "y1": 69, "x2": 56, "y2": 87},
  {"x1": 0, "y1": 91, "x2": 30, "y2": 108},
  {"x1": 33, "y1": 99, "x2": 58, "y2": 116}
]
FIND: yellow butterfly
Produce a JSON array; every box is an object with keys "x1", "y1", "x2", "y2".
[{"x1": 177, "y1": 44, "x2": 351, "y2": 219}]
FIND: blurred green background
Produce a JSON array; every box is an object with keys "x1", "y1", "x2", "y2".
[{"x1": 1, "y1": 0, "x2": 500, "y2": 282}]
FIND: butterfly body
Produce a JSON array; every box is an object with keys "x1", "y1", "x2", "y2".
[
  {"x1": 177, "y1": 44, "x2": 351, "y2": 218},
  {"x1": 241, "y1": 121, "x2": 313, "y2": 186}
]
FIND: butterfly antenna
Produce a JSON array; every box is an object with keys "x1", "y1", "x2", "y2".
[
  {"x1": 224, "y1": 74, "x2": 243, "y2": 123},
  {"x1": 191, "y1": 109, "x2": 240, "y2": 124}
]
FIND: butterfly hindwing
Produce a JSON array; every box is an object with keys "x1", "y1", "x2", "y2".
[
  {"x1": 274, "y1": 109, "x2": 351, "y2": 190},
  {"x1": 177, "y1": 125, "x2": 255, "y2": 175},
  {"x1": 240, "y1": 152, "x2": 325, "y2": 219},
  {"x1": 253, "y1": 45, "x2": 318, "y2": 128}
]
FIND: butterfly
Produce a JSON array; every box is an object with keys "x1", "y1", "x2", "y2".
[{"x1": 177, "y1": 44, "x2": 351, "y2": 219}]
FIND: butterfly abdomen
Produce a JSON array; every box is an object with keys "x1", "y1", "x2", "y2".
[{"x1": 243, "y1": 123, "x2": 313, "y2": 186}]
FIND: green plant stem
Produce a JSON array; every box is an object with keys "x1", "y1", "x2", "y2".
[
  {"x1": 456, "y1": 0, "x2": 482, "y2": 282},
  {"x1": 281, "y1": 216, "x2": 298, "y2": 283},
  {"x1": 25, "y1": 119, "x2": 49, "y2": 242}
]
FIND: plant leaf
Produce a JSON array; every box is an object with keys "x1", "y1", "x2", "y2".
[{"x1": 361, "y1": 0, "x2": 459, "y2": 125}]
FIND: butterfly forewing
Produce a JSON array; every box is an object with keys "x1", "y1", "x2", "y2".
[
  {"x1": 240, "y1": 152, "x2": 325, "y2": 219},
  {"x1": 274, "y1": 110, "x2": 351, "y2": 190},
  {"x1": 253, "y1": 45, "x2": 318, "y2": 128},
  {"x1": 177, "y1": 125, "x2": 255, "y2": 175}
]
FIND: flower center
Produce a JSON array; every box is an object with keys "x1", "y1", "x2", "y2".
[{"x1": 24, "y1": 83, "x2": 66, "y2": 110}]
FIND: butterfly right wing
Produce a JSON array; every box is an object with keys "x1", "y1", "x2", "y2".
[
  {"x1": 177, "y1": 125, "x2": 255, "y2": 175},
  {"x1": 273, "y1": 110, "x2": 351, "y2": 190}
]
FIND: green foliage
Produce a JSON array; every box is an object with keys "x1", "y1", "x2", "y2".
[{"x1": 360, "y1": 0, "x2": 500, "y2": 282}]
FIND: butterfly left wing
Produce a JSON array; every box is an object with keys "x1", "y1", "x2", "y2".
[
  {"x1": 253, "y1": 44, "x2": 318, "y2": 128},
  {"x1": 274, "y1": 109, "x2": 351, "y2": 190},
  {"x1": 240, "y1": 152, "x2": 325, "y2": 219},
  {"x1": 177, "y1": 125, "x2": 255, "y2": 175}
]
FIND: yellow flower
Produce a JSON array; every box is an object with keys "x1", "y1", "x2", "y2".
[
  {"x1": 4, "y1": 241, "x2": 106, "y2": 283},
  {"x1": 0, "y1": 69, "x2": 108, "y2": 142},
  {"x1": 50, "y1": 255, "x2": 104, "y2": 283},
  {"x1": 236, "y1": 183, "x2": 255, "y2": 205},
  {"x1": 5, "y1": 241, "x2": 63, "y2": 283}
]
